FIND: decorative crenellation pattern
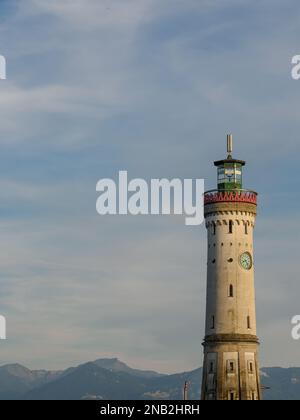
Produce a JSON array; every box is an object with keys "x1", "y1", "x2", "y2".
[
  {"x1": 204, "y1": 190, "x2": 257, "y2": 205},
  {"x1": 205, "y1": 209, "x2": 256, "y2": 229},
  {"x1": 205, "y1": 219, "x2": 255, "y2": 229}
]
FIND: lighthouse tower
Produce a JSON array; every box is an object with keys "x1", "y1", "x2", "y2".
[{"x1": 201, "y1": 135, "x2": 261, "y2": 401}]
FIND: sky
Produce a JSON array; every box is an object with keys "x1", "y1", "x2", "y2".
[{"x1": 0, "y1": 0, "x2": 299, "y2": 373}]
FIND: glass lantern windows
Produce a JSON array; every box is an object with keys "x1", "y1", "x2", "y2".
[{"x1": 217, "y1": 163, "x2": 243, "y2": 191}]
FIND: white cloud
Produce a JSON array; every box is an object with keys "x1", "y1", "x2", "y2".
[{"x1": 27, "y1": 0, "x2": 152, "y2": 29}]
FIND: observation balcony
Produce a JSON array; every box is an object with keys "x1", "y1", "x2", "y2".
[{"x1": 204, "y1": 189, "x2": 257, "y2": 206}]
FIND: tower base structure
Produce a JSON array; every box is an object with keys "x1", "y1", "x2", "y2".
[{"x1": 201, "y1": 334, "x2": 261, "y2": 400}]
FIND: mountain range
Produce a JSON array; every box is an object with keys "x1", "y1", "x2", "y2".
[{"x1": 0, "y1": 358, "x2": 299, "y2": 400}]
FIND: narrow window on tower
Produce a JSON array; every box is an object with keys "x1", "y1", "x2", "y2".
[
  {"x1": 229, "y1": 284, "x2": 234, "y2": 297},
  {"x1": 249, "y1": 361, "x2": 254, "y2": 373},
  {"x1": 211, "y1": 316, "x2": 215, "y2": 329},
  {"x1": 212, "y1": 222, "x2": 216, "y2": 235},
  {"x1": 229, "y1": 391, "x2": 235, "y2": 400},
  {"x1": 229, "y1": 220, "x2": 233, "y2": 234},
  {"x1": 227, "y1": 360, "x2": 235, "y2": 373},
  {"x1": 247, "y1": 316, "x2": 251, "y2": 329},
  {"x1": 209, "y1": 362, "x2": 214, "y2": 374},
  {"x1": 245, "y1": 223, "x2": 248, "y2": 235}
]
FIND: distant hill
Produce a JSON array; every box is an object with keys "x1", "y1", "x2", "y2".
[
  {"x1": 0, "y1": 358, "x2": 299, "y2": 400},
  {"x1": 0, "y1": 363, "x2": 62, "y2": 400},
  {"x1": 93, "y1": 358, "x2": 163, "y2": 379},
  {"x1": 25, "y1": 362, "x2": 150, "y2": 400}
]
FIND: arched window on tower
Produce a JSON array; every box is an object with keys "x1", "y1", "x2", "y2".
[
  {"x1": 229, "y1": 220, "x2": 233, "y2": 234},
  {"x1": 229, "y1": 284, "x2": 234, "y2": 297}
]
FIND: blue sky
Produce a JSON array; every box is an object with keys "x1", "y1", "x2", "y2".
[{"x1": 0, "y1": 0, "x2": 299, "y2": 373}]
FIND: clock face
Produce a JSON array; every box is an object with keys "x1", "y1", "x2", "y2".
[{"x1": 240, "y1": 252, "x2": 252, "y2": 270}]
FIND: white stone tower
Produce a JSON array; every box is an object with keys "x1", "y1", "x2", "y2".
[{"x1": 201, "y1": 135, "x2": 261, "y2": 401}]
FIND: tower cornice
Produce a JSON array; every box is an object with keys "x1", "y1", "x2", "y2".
[
  {"x1": 204, "y1": 202, "x2": 257, "y2": 217},
  {"x1": 203, "y1": 334, "x2": 260, "y2": 345},
  {"x1": 204, "y1": 189, "x2": 257, "y2": 217}
]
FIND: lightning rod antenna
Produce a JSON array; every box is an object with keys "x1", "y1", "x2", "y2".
[{"x1": 227, "y1": 134, "x2": 233, "y2": 158}]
